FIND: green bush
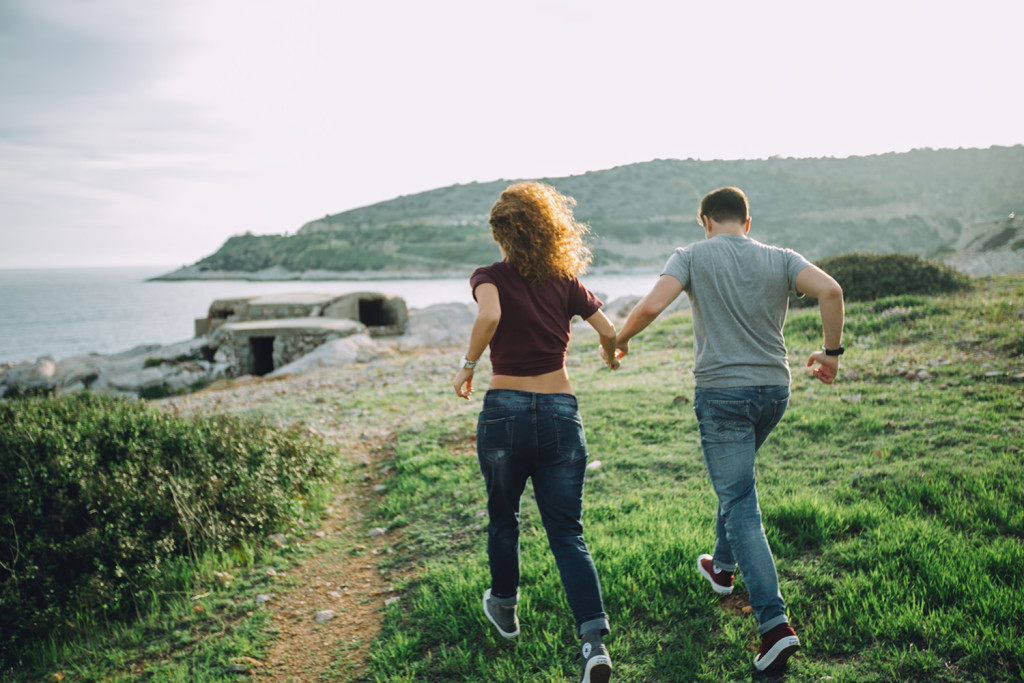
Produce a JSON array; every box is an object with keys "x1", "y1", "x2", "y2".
[
  {"x1": 793, "y1": 252, "x2": 972, "y2": 306},
  {"x1": 0, "y1": 394, "x2": 339, "y2": 664}
]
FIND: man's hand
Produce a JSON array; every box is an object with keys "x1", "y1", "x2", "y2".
[{"x1": 806, "y1": 351, "x2": 839, "y2": 384}]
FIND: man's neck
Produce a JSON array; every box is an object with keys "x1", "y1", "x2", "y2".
[{"x1": 705, "y1": 219, "x2": 748, "y2": 239}]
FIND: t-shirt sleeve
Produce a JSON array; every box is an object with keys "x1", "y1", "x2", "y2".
[
  {"x1": 784, "y1": 249, "x2": 814, "y2": 291},
  {"x1": 470, "y1": 266, "x2": 497, "y2": 301},
  {"x1": 568, "y1": 278, "x2": 603, "y2": 319},
  {"x1": 660, "y1": 247, "x2": 691, "y2": 289}
]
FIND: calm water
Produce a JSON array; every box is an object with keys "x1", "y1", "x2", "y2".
[{"x1": 0, "y1": 266, "x2": 660, "y2": 364}]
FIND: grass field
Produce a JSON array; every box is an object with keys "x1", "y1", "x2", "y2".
[
  {"x1": 365, "y1": 275, "x2": 1023, "y2": 682},
  {"x1": 5, "y1": 275, "x2": 1022, "y2": 682}
]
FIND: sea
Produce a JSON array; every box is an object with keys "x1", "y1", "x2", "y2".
[{"x1": 0, "y1": 266, "x2": 660, "y2": 365}]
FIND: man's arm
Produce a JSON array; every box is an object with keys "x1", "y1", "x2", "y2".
[
  {"x1": 795, "y1": 265, "x2": 845, "y2": 384},
  {"x1": 615, "y1": 275, "x2": 683, "y2": 358}
]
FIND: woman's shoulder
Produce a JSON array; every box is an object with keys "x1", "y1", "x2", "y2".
[{"x1": 471, "y1": 261, "x2": 506, "y2": 278}]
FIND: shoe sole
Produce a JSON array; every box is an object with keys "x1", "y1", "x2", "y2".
[
  {"x1": 482, "y1": 589, "x2": 519, "y2": 639},
  {"x1": 581, "y1": 655, "x2": 611, "y2": 683},
  {"x1": 754, "y1": 635, "x2": 800, "y2": 672},
  {"x1": 696, "y1": 554, "x2": 733, "y2": 595}
]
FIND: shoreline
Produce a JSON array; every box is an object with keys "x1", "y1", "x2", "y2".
[{"x1": 147, "y1": 264, "x2": 662, "y2": 282}]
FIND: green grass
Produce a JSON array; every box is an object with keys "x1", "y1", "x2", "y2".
[
  {"x1": 4, "y1": 275, "x2": 1021, "y2": 682},
  {"x1": 365, "y1": 275, "x2": 1024, "y2": 682}
]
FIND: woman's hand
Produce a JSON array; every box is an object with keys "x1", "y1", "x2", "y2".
[
  {"x1": 453, "y1": 367, "x2": 474, "y2": 399},
  {"x1": 599, "y1": 345, "x2": 621, "y2": 370}
]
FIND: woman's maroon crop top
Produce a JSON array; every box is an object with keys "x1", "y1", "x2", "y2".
[{"x1": 470, "y1": 261, "x2": 603, "y2": 376}]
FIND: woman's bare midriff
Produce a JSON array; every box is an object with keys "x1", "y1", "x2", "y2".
[{"x1": 488, "y1": 367, "x2": 573, "y2": 395}]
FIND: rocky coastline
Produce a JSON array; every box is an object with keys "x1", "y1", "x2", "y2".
[
  {"x1": 0, "y1": 302, "x2": 478, "y2": 401},
  {"x1": 148, "y1": 264, "x2": 470, "y2": 282},
  {"x1": 0, "y1": 295, "x2": 671, "y2": 401}
]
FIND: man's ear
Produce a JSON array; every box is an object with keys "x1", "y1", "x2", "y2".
[{"x1": 744, "y1": 217, "x2": 751, "y2": 234}]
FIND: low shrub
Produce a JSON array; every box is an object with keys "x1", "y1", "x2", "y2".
[
  {"x1": 0, "y1": 393, "x2": 339, "y2": 665},
  {"x1": 792, "y1": 252, "x2": 972, "y2": 306}
]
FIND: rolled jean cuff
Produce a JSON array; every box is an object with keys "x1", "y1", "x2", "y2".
[
  {"x1": 714, "y1": 558, "x2": 737, "y2": 573},
  {"x1": 489, "y1": 589, "x2": 519, "y2": 606},
  {"x1": 578, "y1": 616, "x2": 610, "y2": 637},
  {"x1": 758, "y1": 615, "x2": 789, "y2": 635}
]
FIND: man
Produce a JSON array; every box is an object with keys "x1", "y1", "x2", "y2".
[{"x1": 611, "y1": 186, "x2": 844, "y2": 672}]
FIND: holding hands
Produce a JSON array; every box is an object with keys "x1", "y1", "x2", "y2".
[{"x1": 599, "y1": 341, "x2": 626, "y2": 370}]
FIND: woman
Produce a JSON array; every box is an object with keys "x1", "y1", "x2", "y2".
[{"x1": 452, "y1": 181, "x2": 619, "y2": 683}]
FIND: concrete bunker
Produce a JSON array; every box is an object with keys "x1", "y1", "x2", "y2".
[
  {"x1": 200, "y1": 292, "x2": 407, "y2": 377},
  {"x1": 249, "y1": 336, "x2": 275, "y2": 376}
]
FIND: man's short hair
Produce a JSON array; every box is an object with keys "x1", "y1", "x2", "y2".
[{"x1": 699, "y1": 187, "x2": 749, "y2": 224}]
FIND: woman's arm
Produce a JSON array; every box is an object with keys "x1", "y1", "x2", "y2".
[
  {"x1": 586, "y1": 309, "x2": 620, "y2": 370},
  {"x1": 453, "y1": 282, "x2": 500, "y2": 399}
]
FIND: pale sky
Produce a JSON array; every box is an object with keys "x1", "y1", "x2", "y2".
[{"x1": 1, "y1": 0, "x2": 1021, "y2": 269}]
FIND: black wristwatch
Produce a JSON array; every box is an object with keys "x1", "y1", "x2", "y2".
[{"x1": 823, "y1": 345, "x2": 845, "y2": 356}]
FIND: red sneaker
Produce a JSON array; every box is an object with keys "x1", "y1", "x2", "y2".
[
  {"x1": 754, "y1": 623, "x2": 800, "y2": 672},
  {"x1": 697, "y1": 554, "x2": 734, "y2": 595}
]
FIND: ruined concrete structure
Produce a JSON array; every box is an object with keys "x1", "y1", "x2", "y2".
[{"x1": 197, "y1": 292, "x2": 407, "y2": 376}]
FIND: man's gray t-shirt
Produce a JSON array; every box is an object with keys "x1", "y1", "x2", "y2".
[{"x1": 661, "y1": 234, "x2": 812, "y2": 388}]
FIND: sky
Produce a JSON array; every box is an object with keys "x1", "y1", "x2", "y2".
[{"x1": 1, "y1": 0, "x2": 1022, "y2": 269}]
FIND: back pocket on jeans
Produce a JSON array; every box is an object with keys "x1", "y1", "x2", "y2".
[
  {"x1": 552, "y1": 414, "x2": 587, "y2": 463},
  {"x1": 478, "y1": 416, "x2": 514, "y2": 463}
]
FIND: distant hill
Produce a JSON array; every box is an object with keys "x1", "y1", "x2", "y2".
[
  {"x1": 155, "y1": 146, "x2": 1024, "y2": 280},
  {"x1": 942, "y1": 212, "x2": 1024, "y2": 276}
]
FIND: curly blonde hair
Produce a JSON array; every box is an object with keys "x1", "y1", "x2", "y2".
[{"x1": 488, "y1": 181, "x2": 593, "y2": 284}]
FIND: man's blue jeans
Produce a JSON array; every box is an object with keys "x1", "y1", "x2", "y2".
[
  {"x1": 476, "y1": 389, "x2": 609, "y2": 637},
  {"x1": 693, "y1": 385, "x2": 791, "y2": 634}
]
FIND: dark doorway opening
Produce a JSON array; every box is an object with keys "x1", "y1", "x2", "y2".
[
  {"x1": 250, "y1": 337, "x2": 275, "y2": 376},
  {"x1": 358, "y1": 299, "x2": 389, "y2": 326}
]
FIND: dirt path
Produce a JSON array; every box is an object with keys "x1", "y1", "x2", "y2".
[
  {"x1": 161, "y1": 345, "x2": 460, "y2": 681},
  {"x1": 257, "y1": 454, "x2": 401, "y2": 681}
]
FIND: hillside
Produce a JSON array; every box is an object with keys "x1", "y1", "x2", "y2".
[{"x1": 155, "y1": 146, "x2": 1024, "y2": 280}]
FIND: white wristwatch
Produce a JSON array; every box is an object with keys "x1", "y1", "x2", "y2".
[{"x1": 460, "y1": 356, "x2": 478, "y2": 370}]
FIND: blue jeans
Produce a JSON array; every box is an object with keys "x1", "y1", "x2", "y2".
[
  {"x1": 476, "y1": 389, "x2": 609, "y2": 637},
  {"x1": 693, "y1": 385, "x2": 791, "y2": 634}
]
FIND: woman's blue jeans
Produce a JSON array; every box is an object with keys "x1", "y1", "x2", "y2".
[
  {"x1": 476, "y1": 389, "x2": 609, "y2": 637},
  {"x1": 693, "y1": 385, "x2": 791, "y2": 634}
]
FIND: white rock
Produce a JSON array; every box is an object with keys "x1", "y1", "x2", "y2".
[{"x1": 398, "y1": 303, "x2": 476, "y2": 347}]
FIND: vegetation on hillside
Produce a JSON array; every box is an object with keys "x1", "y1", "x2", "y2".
[
  {"x1": 176, "y1": 146, "x2": 1023, "y2": 276},
  {"x1": 792, "y1": 252, "x2": 973, "y2": 307}
]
